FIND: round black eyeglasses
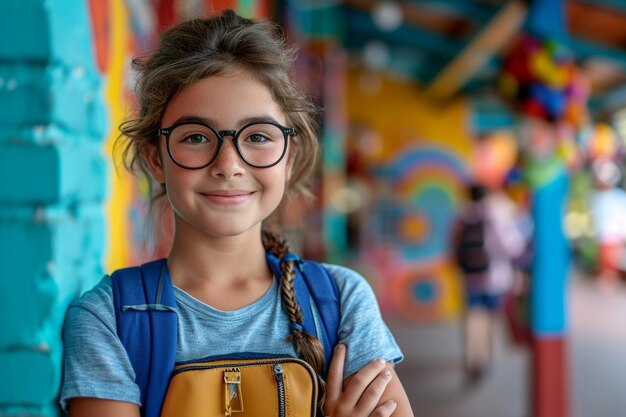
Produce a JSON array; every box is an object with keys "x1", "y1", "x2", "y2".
[{"x1": 157, "y1": 121, "x2": 295, "y2": 169}]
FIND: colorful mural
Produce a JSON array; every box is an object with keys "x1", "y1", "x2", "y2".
[
  {"x1": 371, "y1": 146, "x2": 468, "y2": 261},
  {"x1": 346, "y1": 69, "x2": 472, "y2": 321}
]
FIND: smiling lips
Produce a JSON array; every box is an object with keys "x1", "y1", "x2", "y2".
[{"x1": 201, "y1": 190, "x2": 254, "y2": 205}]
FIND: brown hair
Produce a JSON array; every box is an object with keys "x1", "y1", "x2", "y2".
[{"x1": 114, "y1": 9, "x2": 326, "y2": 411}]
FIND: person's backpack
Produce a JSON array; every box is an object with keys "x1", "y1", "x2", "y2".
[
  {"x1": 454, "y1": 215, "x2": 490, "y2": 274},
  {"x1": 110, "y1": 251, "x2": 340, "y2": 417}
]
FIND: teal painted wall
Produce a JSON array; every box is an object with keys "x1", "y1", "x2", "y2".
[{"x1": 0, "y1": 1, "x2": 108, "y2": 415}]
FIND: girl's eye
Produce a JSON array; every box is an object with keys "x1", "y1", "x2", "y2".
[
  {"x1": 245, "y1": 133, "x2": 271, "y2": 143},
  {"x1": 183, "y1": 134, "x2": 209, "y2": 144}
]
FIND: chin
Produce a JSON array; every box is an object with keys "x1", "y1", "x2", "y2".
[{"x1": 205, "y1": 223, "x2": 260, "y2": 239}]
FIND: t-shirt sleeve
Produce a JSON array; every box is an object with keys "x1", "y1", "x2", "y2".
[
  {"x1": 324, "y1": 264, "x2": 404, "y2": 378},
  {"x1": 60, "y1": 276, "x2": 141, "y2": 411}
]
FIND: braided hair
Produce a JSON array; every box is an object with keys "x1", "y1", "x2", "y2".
[{"x1": 262, "y1": 229, "x2": 327, "y2": 412}]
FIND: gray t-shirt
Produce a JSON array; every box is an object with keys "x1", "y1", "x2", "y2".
[{"x1": 60, "y1": 263, "x2": 403, "y2": 410}]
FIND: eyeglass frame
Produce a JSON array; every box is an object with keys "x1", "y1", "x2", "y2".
[{"x1": 157, "y1": 120, "x2": 296, "y2": 170}]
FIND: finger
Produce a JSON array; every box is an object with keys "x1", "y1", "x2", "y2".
[
  {"x1": 341, "y1": 358, "x2": 387, "y2": 401},
  {"x1": 370, "y1": 400, "x2": 398, "y2": 417},
  {"x1": 330, "y1": 359, "x2": 387, "y2": 417},
  {"x1": 325, "y1": 344, "x2": 347, "y2": 403},
  {"x1": 354, "y1": 369, "x2": 393, "y2": 415}
]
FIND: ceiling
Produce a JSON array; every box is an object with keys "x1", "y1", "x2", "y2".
[{"x1": 339, "y1": 0, "x2": 626, "y2": 120}]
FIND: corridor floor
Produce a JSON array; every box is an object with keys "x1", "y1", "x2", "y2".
[{"x1": 386, "y1": 276, "x2": 626, "y2": 417}]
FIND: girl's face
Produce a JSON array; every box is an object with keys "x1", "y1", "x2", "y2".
[{"x1": 147, "y1": 70, "x2": 293, "y2": 241}]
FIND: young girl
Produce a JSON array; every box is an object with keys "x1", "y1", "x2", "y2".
[{"x1": 61, "y1": 10, "x2": 413, "y2": 417}]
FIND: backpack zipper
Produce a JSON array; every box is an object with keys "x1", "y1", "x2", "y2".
[
  {"x1": 273, "y1": 363, "x2": 286, "y2": 417},
  {"x1": 173, "y1": 357, "x2": 313, "y2": 375}
]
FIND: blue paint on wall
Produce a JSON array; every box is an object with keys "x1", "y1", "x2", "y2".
[
  {"x1": 530, "y1": 167, "x2": 571, "y2": 335},
  {"x1": 0, "y1": 1, "x2": 107, "y2": 415}
]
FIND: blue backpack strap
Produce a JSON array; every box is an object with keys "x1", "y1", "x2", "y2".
[
  {"x1": 266, "y1": 252, "x2": 340, "y2": 376},
  {"x1": 110, "y1": 259, "x2": 177, "y2": 417},
  {"x1": 300, "y1": 260, "x2": 340, "y2": 366}
]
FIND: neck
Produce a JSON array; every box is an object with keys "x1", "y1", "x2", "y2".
[{"x1": 167, "y1": 220, "x2": 270, "y2": 288}]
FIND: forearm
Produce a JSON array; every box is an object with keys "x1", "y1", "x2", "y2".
[
  {"x1": 377, "y1": 364, "x2": 413, "y2": 416},
  {"x1": 68, "y1": 398, "x2": 140, "y2": 417}
]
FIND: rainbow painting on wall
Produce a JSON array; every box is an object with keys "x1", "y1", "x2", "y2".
[{"x1": 364, "y1": 144, "x2": 468, "y2": 321}]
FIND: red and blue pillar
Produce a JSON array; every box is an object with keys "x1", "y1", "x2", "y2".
[
  {"x1": 530, "y1": 166, "x2": 570, "y2": 417},
  {"x1": 525, "y1": 1, "x2": 571, "y2": 415}
]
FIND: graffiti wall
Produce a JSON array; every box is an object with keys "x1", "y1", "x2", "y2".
[{"x1": 345, "y1": 68, "x2": 472, "y2": 321}]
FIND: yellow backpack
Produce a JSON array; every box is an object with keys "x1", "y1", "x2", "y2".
[{"x1": 161, "y1": 357, "x2": 318, "y2": 417}]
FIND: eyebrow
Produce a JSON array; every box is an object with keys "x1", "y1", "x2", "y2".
[{"x1": 171, "y1": 115, "x2": 283, "y2": 128}]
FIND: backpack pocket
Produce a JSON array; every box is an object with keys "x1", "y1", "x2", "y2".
[
  {"x1": 455, "y1": 219, "x2": 489, "y2": 274},
  {"x1": 160, "y1": 356, "x2": 318, "y2": 417}
]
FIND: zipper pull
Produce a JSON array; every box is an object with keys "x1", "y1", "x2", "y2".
[
  {"x1": 273, "y1": 363, "x2": 283, "y2": 379},
  {"x1": 224, "y1": 368, "x2": 243, "y2": 415}
]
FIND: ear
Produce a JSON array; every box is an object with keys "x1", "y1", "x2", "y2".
[{"x1": 143, "y1": 142, "x2": 166, "y2": 184}]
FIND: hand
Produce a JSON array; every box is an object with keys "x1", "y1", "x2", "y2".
[{"x1": 323, "y1": 344, "x2": 398, "y2": 417}]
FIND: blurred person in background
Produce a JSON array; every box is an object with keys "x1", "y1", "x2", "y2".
[
  {"x1": 451, "y1": 183, "x2": 529, "y2": 384},
  {"x1": 588, "y1": 158, "x2": 626, "y2": 289}
]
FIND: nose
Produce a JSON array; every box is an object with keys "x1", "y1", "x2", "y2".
[{"x1": 209, "y1": 137, "x2": 246, "y2": 179}]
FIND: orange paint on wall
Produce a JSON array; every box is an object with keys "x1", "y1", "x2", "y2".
[
  {"x1": 88, "y1": 0, "x2": 110, "y2": 73},
  {"x1": 210, "y1": 0, "x2": 237, "y2": 14}
]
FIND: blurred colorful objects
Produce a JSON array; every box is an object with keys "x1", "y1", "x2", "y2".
[
  {"x1": 555, "y1": 128, "x2": 581, "y2": 170},
  {"x1": 499, "y1": 34, "x2": 589, "y2": 127},
  {"x1": 591, "y1": 158, "x2": 622, "y2": 188},
  {"x1": 579, "y1": 122, "x2": 624, "y2": 161},
  {"x1": 518, "y1": 117, "x2": 581, "y2": 187},
  {"x1": 471, "y1": 130, "x2": 518, "y2": 188}
]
